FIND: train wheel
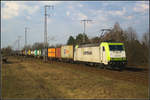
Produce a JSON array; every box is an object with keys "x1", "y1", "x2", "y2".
[
  {"x1": 107, "y1": 65, "x2": 114, "y2": 70},
  {"x1": 118, "y1": 66, "x2": 125, "y2": 71},
  {"x1": 100, "y1": 64, "x2": 106, "y2": 69}
]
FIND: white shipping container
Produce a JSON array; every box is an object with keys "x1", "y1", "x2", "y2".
[
  {"x1": 61, "y1": 45, "x2": 73, "y2": 59},
  {"x1": 37, "y1": 50, "x2": 40, "y2": 56},
  {"x1": 31, "y1": 51, "x2": 34, "y2": 55},
  {"x1": 74, "y1": 46, "x2": 101, "y2": 63}
]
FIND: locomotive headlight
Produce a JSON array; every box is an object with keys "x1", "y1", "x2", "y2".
[
  {"x1": 110, "y1": 51, "x2": 113, "y2": 57},
  {"x1": 122, "y1": 51, "x2": 126, "y2": 57}
]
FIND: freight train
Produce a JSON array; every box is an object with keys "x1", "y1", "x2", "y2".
[{"x1": 18, "y1": 42, "x2": 127, "y2": 70}]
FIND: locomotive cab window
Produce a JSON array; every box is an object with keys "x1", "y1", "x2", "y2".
[{"x1": 109, "y1": 45, "x2": 123, "y2": 51}]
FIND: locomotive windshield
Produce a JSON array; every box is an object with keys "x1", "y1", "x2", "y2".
[{"x1": 109, "y1": 45, "x2": 124, "y2": 51}]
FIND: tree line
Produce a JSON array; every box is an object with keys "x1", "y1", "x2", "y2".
[
  {"x1": 67, "y1": 22, "x2": 149, "y2": 65},
  {"x1": 1, "y1": 22, "x2": 149, "y2": 65}
]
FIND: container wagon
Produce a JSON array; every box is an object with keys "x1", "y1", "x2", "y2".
[
  {"x1": 37, "y1": 49, "x2": 42, "y2": 58},
  {"x1": 56, "y1": 48, "x2": 61, "y2": 61},
  {"x1": 61, "y1": 45, "x2": 74, "y2": 62},
  {"x1": 27, "y1": 50, "x2": 31, "y2": 56},
  {"x1": 25, "y1": 50, "x2": 28, "y2": 56},
  {"x1": 34, "y1": 50, "x2": 38, "y2": 57},
  {"x1": 31, "y1": 50, "x2": 34, "y2": 57},
  {"x1": 23, "y1": 50, "x2": 25, "y2": 56},
  {"x1": 48, "y1": 48, "x2": 56, "y2": 60},
  {"x1": 41, "y1": 48, "x2": 47, "y2": 58}
]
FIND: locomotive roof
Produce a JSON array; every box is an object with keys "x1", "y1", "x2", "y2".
[
  {"x1": 78, "y1": 43, "x2": 100, "y2": 48},
  {"x1": 77, "y1": 41, "x2": 123, "y2": 48}
]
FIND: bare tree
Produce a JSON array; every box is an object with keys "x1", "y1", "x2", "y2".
[
  {"x1": 102, "y1": 22, "x2": 126, "y2": 42},
  {"x1": 1, "y1": 46, "x2": 12, "y2": 56},
  {"x1": 126, "y1": 27, "x2": 138, "y2": 42},
  {"x1": 142, "y1": 31, "x2": 149, "y2": 47},
  {"x1": 141, "y1": 31, "x2": 149, "y2": 63},
  {"x1": 32, "y1": 42, "x2": 45, "y2": 50}
]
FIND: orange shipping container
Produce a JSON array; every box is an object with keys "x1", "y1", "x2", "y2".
[
  {"x1": 48, "y1": 48, "x2": 56, "y2": 58},
  {"x1": 48, "y1": 48, "x2": 55, "y2": 52}
]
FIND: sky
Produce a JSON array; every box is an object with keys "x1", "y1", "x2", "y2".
[{"x1": 1, "y1": 1, "x2": 149, "y2": 50}]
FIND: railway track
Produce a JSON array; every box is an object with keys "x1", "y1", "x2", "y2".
[
  {"x1": 19, "y1": 56, "x2": 149, "y2": 86},
  {"x1": 53, "y1": 61, "x2": 149, "y2": 86}
]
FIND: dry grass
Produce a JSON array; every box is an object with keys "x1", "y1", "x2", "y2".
[{"x1": 2, "y1": 56, "x2": 149, "y2": 99}]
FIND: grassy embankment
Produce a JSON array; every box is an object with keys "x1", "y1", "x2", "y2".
[{"x1": 2, "y1": 56, "x2": 149, "y2": 99}]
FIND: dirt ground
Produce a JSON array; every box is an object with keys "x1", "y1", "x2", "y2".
[{"x1": 1, "y1": 56, "x2": 149, "y2": 99}]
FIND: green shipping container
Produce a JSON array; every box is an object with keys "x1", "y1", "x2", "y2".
[{"x1": 34, "y1": 50, "x2": 37, "y2": 56}]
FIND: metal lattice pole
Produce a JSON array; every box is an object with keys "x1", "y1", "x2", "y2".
[
  {"x1": 81, "y1": 19, "x2": 92, "y2": 43},
  {"x1": 44, "y1": 5, "x2": 54, "y2": 62},
  {"x1": 25, "y1": 27, "x2": 27, "y2": 48},
  {"x1": 18, "y1": 36, "x2": 21, "y2": 51},
  {"x1": 25, "y1": 27, "x2": 28, "y2": 56}
]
